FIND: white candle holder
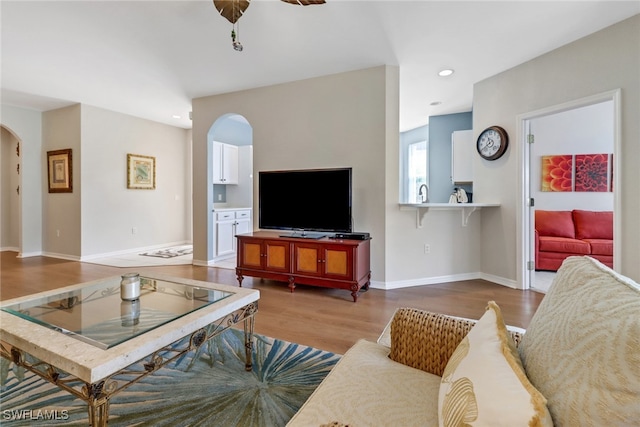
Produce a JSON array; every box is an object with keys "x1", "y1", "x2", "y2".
[{"x1": 120, "y1": 273, "x2": 141, "y2": 301}]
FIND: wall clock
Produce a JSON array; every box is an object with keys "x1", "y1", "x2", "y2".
[{"x1": 477, "y1": 126, "x2": 509, "y2": 160}]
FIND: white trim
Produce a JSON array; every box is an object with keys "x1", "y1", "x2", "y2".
[
  {"x1": 0, "y1": 246, "x2": 20, "y2": 253},
  {"x1": 17, "y1": 251, "x2": 43, "y2": 258},
  {"x1": 78, "y1": 241, "x2": 191, "y2": 262},
  {"x1": 202, "y1": 253, "x2": 236, "y2": 266},
  {"x1": 479, "y1": 272, "x2": 519, "y2": 289},
  {"x1": 370, "y1": 272, "x2": 482, "y2": 290},
  {"x1": 41, "y1": 252, "x2": 81, "y2": 262},
  {"x1": 371, "y1": 271, "x2": 517, "y2": 290}
]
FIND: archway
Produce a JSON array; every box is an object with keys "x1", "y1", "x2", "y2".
[
  {"x1": 0, "y1": 125, "x2": 22, "y2": 254},
  {"x1": 205, "y1": 113, "x2": 253, "y2": 265}
]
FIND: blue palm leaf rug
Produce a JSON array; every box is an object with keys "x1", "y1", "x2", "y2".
[{"x1": 0, "y1": 329, "x2": 340, "y2": 426}]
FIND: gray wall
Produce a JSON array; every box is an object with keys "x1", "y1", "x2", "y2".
[
  {"x1": 42, "y1": 105, "x2": 82, "y2": 257},
  {"x1": 474, "y1": 14, "x2": 639, "y2": 283},
  {"x1": 428, "y1": 112, "x2": 473, "y2": 202},
  {"x1": 193, "y1": 66, "x2": 397, "y2": 282},
  {"x1": 79, "y1": 105, "x2": 191, "y2": 257},
  {"x1": 2, "y1": 104, "x2": 192, "y2": 260},
  {"x1": 38, "y1": 104, "x2": 191, "y2": 259}
]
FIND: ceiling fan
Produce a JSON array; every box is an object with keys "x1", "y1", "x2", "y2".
[{"x1": 213, "y1": 0, "x2": 326, "y2": 51}]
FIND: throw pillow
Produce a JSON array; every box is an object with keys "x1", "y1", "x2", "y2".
[
  {"x1": 535, "y1": 210, "x2": 576, "y2": 238},
  {"x1": 438, "y1": 301, "x2": 553, "y2": 427},
  {"x1": 572, "y1": 209, "x2": 613, "y2": 240},
  {"x1": 518, "y1": 256, "x2": 640, "y2": 426},
  {"x1": 389, "y1": 308, "x2": 476, "y2": 376}
]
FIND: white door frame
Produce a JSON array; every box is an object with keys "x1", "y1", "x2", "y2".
[{"x1": 516, "y1": 89, "x2": 622, "y2": 289}]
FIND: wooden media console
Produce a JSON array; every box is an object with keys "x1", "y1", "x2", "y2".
[{"x1": 236, "y1": 231, "x2": 371, "y2": 302}]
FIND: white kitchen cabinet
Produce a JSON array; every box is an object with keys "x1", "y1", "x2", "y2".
[
  {"x1": 234, "y1": 210, "x2": 251, "y2": 237},
  {"x1": 216, "y1": 214, "x2": 236, "y2": 257},
  {"x1": 451, "y1": 130, "x2": 474, "y2": 184},
  {"x1": 215, "y1": 209, "x2": 251, "y2": 258},
  {"x1": 213, "y1": 141, "x2": 239, "y2": 184}
]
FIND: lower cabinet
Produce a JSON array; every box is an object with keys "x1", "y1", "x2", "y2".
[
  {"x1": 292, "y1": 242, "x2": 354, "y2": 280},
  {"x1": 236, "y1": 231, "x2": 371, "y2": 302},
  {"x1": 238, "y1": 237, "x2": 291, "y2": 273},
  {"x1": 215, "y1": 209, "x2": 251, "y2": 259}
]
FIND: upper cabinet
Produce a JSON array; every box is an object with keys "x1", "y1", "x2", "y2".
[
  {"x1": 213, "y1": 141, "x2": 239, "y2": 184},
  {"x1": 451, "y1": 130, "x2": 473, "y2": 184}
]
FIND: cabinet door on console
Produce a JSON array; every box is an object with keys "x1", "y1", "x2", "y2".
[
  {"x1": 293, "y1": 243, "x2": 322, "y2": 277},
  {"x1": 264, "y1": 240, "x2": 290, "y2": 273},
  {"x1": 238, "y1": 239, "x2": 263, "y2": 268},
  {"x1": 323, "y1": 245, "x2": 353, "y2": 279}
]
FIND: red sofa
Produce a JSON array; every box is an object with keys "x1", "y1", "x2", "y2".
[{"x1": 535, "y1": 209, "x2": 613, "y2": 271}]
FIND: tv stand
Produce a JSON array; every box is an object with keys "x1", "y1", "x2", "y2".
[{"x1": 236, "y1": 231, "x2": 371, "y2": 302}]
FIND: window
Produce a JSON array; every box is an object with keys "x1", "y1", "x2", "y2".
[{"x1": 404, "y1": 140, "x2": 428, "y2": 203}]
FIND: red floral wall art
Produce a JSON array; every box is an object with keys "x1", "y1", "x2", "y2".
[
  {"x1": 541, "y1": 155, "x2": 573, "y2": 192},
  {"x1": 575, "y1": 153, "x2": 609, "y2": 192}
]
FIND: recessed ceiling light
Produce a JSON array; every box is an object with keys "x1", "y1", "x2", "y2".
[
  {"x1": 430, "y1": 101, "x2": 442, "y2": 106},
  {"x1": 438, "y1": 69, "x2": 454, "y2": 77},
  {"x1": 172, "y1": 115, "x2": 181, "y2": 119}
]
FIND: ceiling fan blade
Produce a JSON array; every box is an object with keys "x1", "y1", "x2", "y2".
[
  {"x1": 280, "y1": 0, "x2": 326, "y2": 5},
  {"x1": 213, "y1": 0, "x2": 251, "y2": 24}
]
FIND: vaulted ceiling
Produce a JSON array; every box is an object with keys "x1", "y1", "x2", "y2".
[{"x1": 2, "y1": 1, "x2": 638, "y2": 131}]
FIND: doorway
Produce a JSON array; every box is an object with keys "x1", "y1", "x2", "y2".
[
  {"x1": 519, "y1": 90, "x2": 621, "y2": 291},
  {"x1": 1, "y1": 126, "x2": 21, "y2": 253}
]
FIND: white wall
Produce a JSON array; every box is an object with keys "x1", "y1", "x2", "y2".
[
  {"x1": 0, "y1": 105, "x2": 43, "y2": 256},
  {"x1": 79, "y1": 105, "x2": 191, "y2": 257},
  {"x1": 474, "y1": 15, "x2": 639, "y2": 283},
  {"x1": 532, "y1": 101, "x2": 614, "y2": 211}
]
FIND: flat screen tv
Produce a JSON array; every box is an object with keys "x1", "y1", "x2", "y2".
[{"x1": 259, "y1": 167, "x2": 352, "y2": 238}]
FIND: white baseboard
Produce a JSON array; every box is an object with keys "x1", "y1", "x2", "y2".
[
  {"x1": 17, "y1": 251, "x2": 44, "y2": 258},
  {"x1": 2, "y1": 248, "x2": 45, "y2": 258},
  {"x1": 479, "y1": 272, "x2": 521, "y2": 289},
  {"x1": 80, "y1": 241, "x2": 191, "y2": 262},
  {"x1": 370, "y1": 272, "x2": 481, "y2": 290},
  {"x1": 42, "y1": 252, "x2": 81, "y2": 262},
  {"x1": 371, "y1": 272, "x2": 519, "y2": 290}
]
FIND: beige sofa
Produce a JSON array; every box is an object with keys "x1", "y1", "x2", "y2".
[{"x1": 287, "y1": 256, "x2": 640, "y2": 427}]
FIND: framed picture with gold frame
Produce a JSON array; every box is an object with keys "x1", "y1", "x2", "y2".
[
  {"x1": 127, "y1": 153, "x2": 156, "y2": 190},
  {"x1": 47, "y1": 149, "x2": 73, "y2": 193}
]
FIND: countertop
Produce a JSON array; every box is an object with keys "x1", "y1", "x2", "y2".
[{"x1": 213, "y1": 205, "x2": 252, "y2": 212}]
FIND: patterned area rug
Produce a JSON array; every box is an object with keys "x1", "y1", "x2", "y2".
[
  {"x1": 140, "y1": 245, "x2": 193, "y2": 258},
  {"x1": 0, "y1": 329, "x2": 340, "y2": 426}
]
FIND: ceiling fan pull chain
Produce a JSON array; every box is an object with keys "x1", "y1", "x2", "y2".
[{"x1": 231, "y1": 21, "x2": 243, "y2": 51}]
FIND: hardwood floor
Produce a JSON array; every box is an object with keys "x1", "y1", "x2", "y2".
[{"x1": 0, "y1": 251, "x2": 545, "y2": 355}]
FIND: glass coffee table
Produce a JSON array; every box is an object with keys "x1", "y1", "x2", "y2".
[{"x1": 0, "y1": 273, "x2": 259, "y2": 426}]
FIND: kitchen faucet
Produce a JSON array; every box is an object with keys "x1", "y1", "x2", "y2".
[{"x1": 418, "y1": 184, "x2": 429, "y2": 203}]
